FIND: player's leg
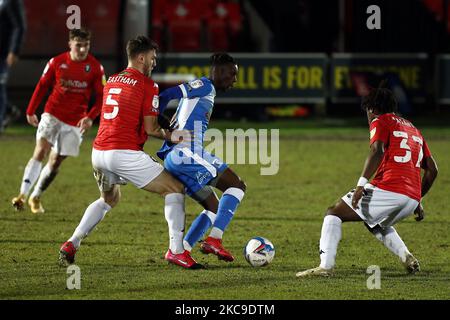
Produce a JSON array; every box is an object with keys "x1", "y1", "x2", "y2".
[
  {"x1": 163, "y1": 149, "x2": 220, "y2": 253},
  {"x1": 59, "y1": 186, "x2": 119, "y2": 266},
  {"x1": 59, "y1": 158, "x2": 120, "y2": 266},
  {"x1": 141, "y1": 170, "x2": 203, "y2": 269},
  {"x1": 364, "y1": 196, "x2": 420, "y2": 273},
  {"x1": 30, "y1": 123, "x2": 82, "y2": 213},
  {"x1": 210, "y1": 168, "x2": 246, "y2": 238},
  {"x1": 321, "y1": 200, "x2": 361, "y2": 267},
  {"x1": 296, "y1": 198, "x2": 362, "y2": 278},
  {"x1": 365, "y1": 224, "x2": 419, "y2": 273},
  {"x1": 70, "y1": 186, "x2": 119, "y2": 248},
  {"x1": 12, "y1": 137, "x2": 52, "y2": 210},
  {"x1": 199, "y1": 168, "x2": 246, "y2": 261},
  {"x1": 141, "y1": 170, "x2": 186, "y2": 255},
  {"x1": 183, "y1": 190, "x2": 219, "y2": 252},
  {"x1": 29, "y1": 151, "x2": 67, "y2": 213}
]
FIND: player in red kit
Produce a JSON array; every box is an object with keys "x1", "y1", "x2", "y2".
[
  {"x1": 296, "y1": 83, "x2": 438, "y2": 278},
  {"x1": 59, "y1": 36, "x2": 202, "y2": 269},
  {"x1": 11, "y1": 28, "x2": 105, "y2": 214}
]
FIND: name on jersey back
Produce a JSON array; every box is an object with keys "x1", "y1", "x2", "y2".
[{"x1": 107, "y1": 75, "x2": 138, "y2": 86}]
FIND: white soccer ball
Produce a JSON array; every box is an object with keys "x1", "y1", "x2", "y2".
[{"x1": 244, "y1": 237, "x2": 275, "y2": 267}]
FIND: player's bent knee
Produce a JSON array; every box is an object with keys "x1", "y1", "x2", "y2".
[
  {"x1": 33, "y1": 148, "x2": 49, "y2": 162},
  {"x1": 160, "y1": 178, "x2": 184, "y2": 196},
  {"x1": 164, "y1": 177, "x2": 184, "y2": 195},
  {"x1": 172, "y1": 179, "x2": 184, "y2": 194},
  {"x1": 325, "y1": 204, "x2": 337, "y2": 216},
  {"x1": 102, "y1": 188, "x2": 121, "y2": 208},
  {"x1": 49, "y1": 155, "x2": 67, "y2": 170},
  {"x1": 238, "y1": 180, "x2": 247, "y2": 193},
  {"x1": 224, "y1": 186, "x2": 245, "y2": 202}
]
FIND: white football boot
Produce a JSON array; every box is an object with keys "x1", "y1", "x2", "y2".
[
  {"x1": 403, "y1": 253, "x2": 420, "y2": 274},
  {"x1": 296, "y1": 266, "x2": 334, "y2": 278}
]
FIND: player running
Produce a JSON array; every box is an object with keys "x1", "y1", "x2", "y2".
[
  {"x1": 11, "y1": 28, "x2": 105, "y2": 214},
  {"x1": 156, "y1": 53, "x2": 246, "y2": 262},
  {"x1": 59, "y1": 36, "x2": 201, "y2": 270},
  {"x1": 296, "y1": 84, "x2": 438, "y2": 277}
]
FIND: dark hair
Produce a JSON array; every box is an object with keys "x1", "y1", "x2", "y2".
[
  {"x1": 361, "y1": 80, "x2": 398, "y2": 114},
  {"x1": 210, "y1": 53, "x2": 236, "y2": 66},
  {"x1": 69, "y1": 28, "x2": 91, "y2": 41},
  {"x1": 126, "y1": 36, "x2": 158, "y2": 59}
]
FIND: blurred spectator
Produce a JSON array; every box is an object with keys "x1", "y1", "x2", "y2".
[
  {"x1": 351, "y1": 72, "x2": 413, "y2": 116},
  {"x1": 205, "y1": 0, "x2": 242, "y2": 52},
  {"x1": 152, "y1": 0, "x2": 243, "y2": 52},
  {"x1": 0, "y1": 0, "x2": 26, "y2": 133}
]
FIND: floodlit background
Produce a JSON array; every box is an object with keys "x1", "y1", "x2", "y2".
[
  {"x1": 0, "y1": 0, "x2": 449, "y2": 300},
  {"x1": 4, "y1": 0, "x2": 450, "y2": 122}
]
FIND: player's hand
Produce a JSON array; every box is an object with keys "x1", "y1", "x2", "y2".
[
  {"x1": 26, "y1": 114, "x2": 39, "y2": 127},
  {"x1": 414, "y1": 203, "x2": 425, "y2": 222},
  {"x1": 351, "y1": 186, "x2": 365, "y2": 209},
  {"x1": 6, "y1": 53, "x2": 19, "y2": 67},
  {"x1": 77, "y1": 117, "x2": 93, "y2": 134},
  {"x1": 169, "y1": 129, "x2": 193, "y2": 144}
]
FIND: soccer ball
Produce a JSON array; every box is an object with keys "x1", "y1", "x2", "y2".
[{"x1": 244, "y1": 237, "x2": 275, "y2": 267}]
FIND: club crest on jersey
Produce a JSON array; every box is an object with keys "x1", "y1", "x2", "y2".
[
  {"x1": 187, "y1": 79, "x2": 204, "y2": 91},
  {"x1": 85, "y1": 64, "x2": 91, "y2": 73}
]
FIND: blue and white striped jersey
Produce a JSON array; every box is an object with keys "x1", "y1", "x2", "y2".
[{"x1": 157, "y1": 77, "x2": 216, "y2": 159}]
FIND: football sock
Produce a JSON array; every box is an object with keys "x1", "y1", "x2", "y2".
[
  {"x1": 209, "y1": 187, "x2": 245, "y2": 240},
  {"x1": 165, "y1": 193, "x2": 186, "y2": 254},
  {"x1": 20, "y1": 158, "x2": 42, "y2": 196},
  {"x1": 69, "y1": 198, "x2": 111, "y2": 248},
  {"x1": 30, "y1": 164, "x2": 58, "y2": 198},
  {"x1": 319, "y1": 215, "x2": 342, "y2": 270},
  {"x1": 371, "y1": 226, "x2": 410, "y2": 263},
  {"x1": 183, "y1": 210, "x2": 216, "y2": 251}
]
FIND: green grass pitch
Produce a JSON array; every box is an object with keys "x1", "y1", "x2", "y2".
[{"x1": 0, "y1": 121, "x2": 449, "y2": 299}]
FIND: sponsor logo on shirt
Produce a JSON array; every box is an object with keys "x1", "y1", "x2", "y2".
[
  {"x1": 60, "y1": 78, "x2": 88, "y2": 89},
  {"x1": 59, "y1": 63, "x2": 69, "y2": 69},
  {"x1": 196, "y1": 171, "x2": 211, "y2": 185},
  {"x1": 189, "y1": 79, "x2": 204, "y2": 89}
]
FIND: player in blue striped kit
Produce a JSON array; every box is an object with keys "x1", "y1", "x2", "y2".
[{"x1": 157, "y1": 53, "x2": 245, "y2": 262}]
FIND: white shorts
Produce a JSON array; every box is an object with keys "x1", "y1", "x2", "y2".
[
  {"x1": 36, "y1": 113, "x2": 82, "y2": 157},
  {"x1": 91, "y1": 148, "x2": 164, "y2": 191},
  {"x1": 341, "y1": 184, "x2": 419, "y2": 229}
]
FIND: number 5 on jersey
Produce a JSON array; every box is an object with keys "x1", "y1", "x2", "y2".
[{"x1": 104, "y1": 88, "x2": 122, "y2": 119}]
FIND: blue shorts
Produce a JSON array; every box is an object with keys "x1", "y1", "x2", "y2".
[{"x1": 164, "y1": 146, "x2": 228, "y2": 196}]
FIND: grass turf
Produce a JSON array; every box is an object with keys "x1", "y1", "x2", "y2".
[{"x1": 0, "y1": 122, "x2": 449, "y2": 299}]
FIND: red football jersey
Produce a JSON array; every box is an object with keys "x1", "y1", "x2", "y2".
[
  {"x1": 93, "y1": 68, "x2": 159, "y2": 151},
  {"x1": 369, "y1": 113, "x2": 431, "y2": 201},
  {"x1": 26, "y1": 52, "x2": 105, "y2": 126}
]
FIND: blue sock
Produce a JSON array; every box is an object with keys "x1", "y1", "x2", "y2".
[
  {"x1": 210, "y1": 188, "x2": 245, "y2": 239},
  {"x1": 184, "y1": 210, "x2": 215, "y2": 250}
]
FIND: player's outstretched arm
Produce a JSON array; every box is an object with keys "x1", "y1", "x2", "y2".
[
  {"x1": 351, "y1": 140, "x2": 385, "y2": 208},
  {"x1": 158, "y1": 86, "x2": 183, "y2": 114},
  {"x1": 26, "y1": 59, "x2": 56, "y2": 119}
]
